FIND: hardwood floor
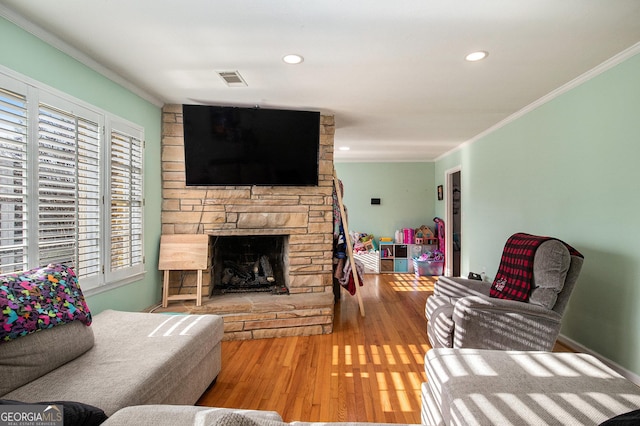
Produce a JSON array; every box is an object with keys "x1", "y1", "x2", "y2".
[{"x1": 197, "y1": 273, "x2": 435, "y2": 424}]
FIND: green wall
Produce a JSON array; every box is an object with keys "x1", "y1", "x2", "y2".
[
  {"x1": 436, "y1": 51, "x2": 640, "y2": 376},
  {"x1": 334, "y1": 162, "x2": 436, "y2": 241},
  {"x1": 0, "y1": 16, "x2": 163, "y2": 313}
]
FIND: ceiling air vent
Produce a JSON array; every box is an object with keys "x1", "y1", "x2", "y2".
[{"x1": 217, "y1": 71, "x2": 247, "y2": 87}]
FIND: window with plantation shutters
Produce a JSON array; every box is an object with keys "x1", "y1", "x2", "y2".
[
  {"x1": 109, "y1": 126, "x2": 143, "y2": 279},
  {"x1": 77, "y1": 116, "x2": 102, "y2": 279},
  {"x1": 37, "y1": 103, "x2": 101, "y2": 280},
  {"x1": 0, "y1": 86, "x2": 28, "y2": 274},
  {"x1": 0, "y1": 70, "x2": 145, "y2": 290}
]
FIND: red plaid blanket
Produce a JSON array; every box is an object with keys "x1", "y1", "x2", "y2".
[{"x1": 490, "y1": 233, "x2": 583, "y2": 302}]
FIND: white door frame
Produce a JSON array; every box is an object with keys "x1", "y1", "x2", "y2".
[{"x1": 444, "y1": 165, "x2": 461, "y2": 277}]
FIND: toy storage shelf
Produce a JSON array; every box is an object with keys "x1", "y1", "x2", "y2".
[{"x1": 378, "y1": 241, "x2": 437, "y2": 273}]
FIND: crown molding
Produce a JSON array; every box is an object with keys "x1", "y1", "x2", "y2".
[
  {"x1": 435, "y1": 41, "x2": 640, "y2": 162},
  {"x1": 0, "y1": 5, "x2": 164, "y2": 108}
]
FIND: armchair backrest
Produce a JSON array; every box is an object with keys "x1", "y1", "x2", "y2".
[
  {"x1": 552, "y1": 255, "x2": 584, "y2": 315},
  {"x1": 529, "y1": 239, "x2": 583, "y2": 314}
]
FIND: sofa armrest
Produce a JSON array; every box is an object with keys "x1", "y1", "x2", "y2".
[
  {"x1": 434, "y1": 276, "x2": 492, "y2": 299},
  {"x1": 456, "y1": 295, "x2": 563, "y2": 320},
  {"x1": 451, "y1": 296, "x2": 563, "y2": 351}
]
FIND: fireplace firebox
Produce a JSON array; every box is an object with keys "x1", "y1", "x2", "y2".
[{"x1": 210, "y1": 235, "x2": 289, "y2": 295}]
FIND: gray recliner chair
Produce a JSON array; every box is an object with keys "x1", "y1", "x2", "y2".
[{"x1": 425, "y1": 239, "x2": 584, "y2": 351}]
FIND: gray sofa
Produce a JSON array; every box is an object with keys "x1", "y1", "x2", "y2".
[
  {"x1": 422, "y1": 348, "x2": 640, "y2": 425},
  {"x1": 0, "y1": 309, "x2": 224, "y2": 417}
]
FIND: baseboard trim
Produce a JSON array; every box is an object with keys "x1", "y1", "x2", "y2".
[{"x1": 558, "y1": 334, "x2": 640, "y2": 387}]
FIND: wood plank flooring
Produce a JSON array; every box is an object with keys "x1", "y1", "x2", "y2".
[{"x1": 197, "y1": 273, "x2": 435, "y2": 424}]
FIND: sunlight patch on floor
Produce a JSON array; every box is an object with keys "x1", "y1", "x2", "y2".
[
  {"x1": 386, "y1": 274, "x2": 436, "y2": 292},
  {"x1": 383, "y1": 345, "x2": 397, "y2": 365},
  {"x1": 370, "y1": 345, "x2": 381, "y2": 365},
  {"x1": 345, "y1": 344, "x2": 353, "y2": 366},
  {"x1": 331, "y1": 343, "x2": 427, "y2": 413},
  {"x1": 358, "y1": 344, "x2": 367, "y2": 364},
  {"x1": 332, "y1": 345, "x2": 339, "y2": 366},
  {"x1": 409, "y1": 344, "x2": 430, "y2": 364},
  {"x1": 396, "y1": 345, "x2": 412, "y2": 365}
]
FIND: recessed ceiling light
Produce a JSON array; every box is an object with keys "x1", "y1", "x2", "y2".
[
  {"x1": 283, "y1": 54, "x2": 304, "y2": 64},
  {"x1": 465, "y1": 51, "x2": 488, "y2": 62},
  {"x1": 338, "y1": 146, "x2": 350, "y2": 151}
]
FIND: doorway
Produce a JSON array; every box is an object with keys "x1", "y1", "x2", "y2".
[{"x1": 445, "y1": 167, "x2": 461, "y2": 277}]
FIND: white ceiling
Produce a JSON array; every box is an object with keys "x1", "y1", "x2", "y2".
[{"x1": 2, "y1": 0, "x2": 640, "y2": 161}]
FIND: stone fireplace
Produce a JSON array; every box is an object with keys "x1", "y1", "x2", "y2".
[{"x1": 159, "y1": 105, "x2": 335, "y2": 340}]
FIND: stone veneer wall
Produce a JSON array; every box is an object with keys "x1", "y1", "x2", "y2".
[{"x1": 160, "y1": 104, "x2": 335, "y2": 339}]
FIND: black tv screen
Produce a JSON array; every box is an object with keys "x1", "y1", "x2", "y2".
[{"x1": 182, "y1": 105, "x2": 320, "y2": 186}]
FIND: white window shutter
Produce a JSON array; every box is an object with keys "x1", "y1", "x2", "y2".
[
  {"x1": 37, "y1": 104, "x2": 81, "y2": 268},
  {"x1": 109, "y1": 125, "x2": 144, "y2": 279},
  {"x1": 0, "y1": 87, "x2": 28, "y2": 273},
  {"x1": 76, "y1": 117, "x2": 101, "y2": 278}
]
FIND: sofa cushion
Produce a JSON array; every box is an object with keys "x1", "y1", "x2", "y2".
[
  {"x1": 0, "y1": 320, "x2": 94, "y2": 396},
  {"x1": 528, "y1": 240, "x2": 571, "y2": 309}
]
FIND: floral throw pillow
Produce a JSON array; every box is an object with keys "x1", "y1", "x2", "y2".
[{"x1": 1, "y1": 264, "x2": 92, "y2": 343}]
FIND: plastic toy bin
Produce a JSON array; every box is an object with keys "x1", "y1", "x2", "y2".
[{"x1": 413, "y1": 258, "x2": 444, "y2": 276}]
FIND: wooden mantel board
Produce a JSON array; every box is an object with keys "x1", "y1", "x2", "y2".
[{"x1": 158, "y1": 234, "x2": 210, "y2": 271}]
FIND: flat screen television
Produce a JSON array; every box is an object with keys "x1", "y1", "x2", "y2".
[{"x1": 182, "y1": 105, "x2": 320, "y2": 186}]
